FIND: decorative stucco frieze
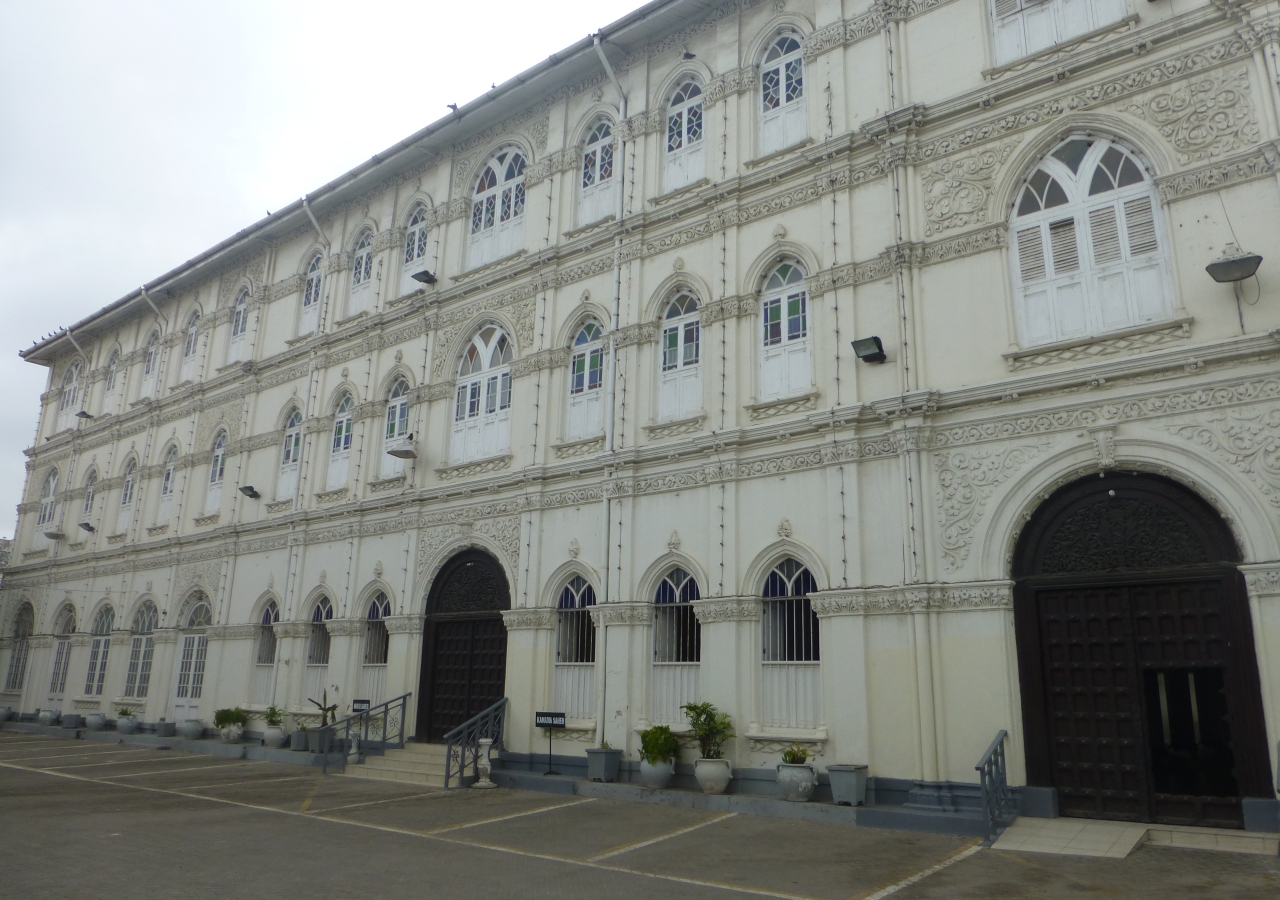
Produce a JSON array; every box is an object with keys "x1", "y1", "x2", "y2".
[
  {"x1": 325, "y1": 619, "x2": 366, "y2": 637},
  {"x1": 1165, "y1": 406, "x2": 1280, "y2": 506},
  {"x1": 1240, "y1": 563, "x2": 1280, "y2": 596},
  {"x1": 553, "y1": 437, "x2": 605, "y2": 458},
  {"x1": 474, "y1": 515, "x2": 521, "y2": 569},
  {"x1": 920, "y1": 138, "x2": 1021, "y2": 236},
  {"x1": 1121, "y1": 66, "x2": 1260, "y2": 164},
  {"x1": 1004, "y1": 319, "x2": 1194, "y2": 370},
  {"x1": 510, "y1": 347, "x2": 571, "y2": 378},
  {"x1": 691, "y1": 597, "x2": 760, "y2": 623},
  {"x1": 501, "y1": 608, "x2": 554, "y2": 630},
  {"x1": 746, "y1": 392, "x2": 818, "y2": 421},
  {"x1": 1157, "y1": 142, "x2": 1280, "y2": 201},
  {"x1": 936, "y1": 442, "x2": 1052, "y2": 571},
  {"x1": 643, "y1": 416, "x2": 705, "y2": 440},
  {"x1": 810, "y1": 581, "x2": 1014, "y2": 615},
  {"x1": 435, "y1": 456, "x2": 511, "y2": 481},
  {"x1": 272, "y1": 622, "x2": 311, "y2": 639},
  {"x1": 415, "y1": 524, "x2": 468, "y2": 583},
  {"x1": 589, "y1": 603, "x2": 652, "y2": 626},
  {"x1": 176, "y1": 559, "x2": 222, "y2": 593},
  {"x1": 384, "y1": 614, "x2": 425, "y2": 634}
]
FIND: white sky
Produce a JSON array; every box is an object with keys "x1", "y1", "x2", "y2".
[{"x1": 0, "y1": 0, "x2": 647, "y2": 539}]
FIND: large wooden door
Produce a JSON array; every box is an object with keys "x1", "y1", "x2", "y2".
[
  {"x1": 1015, "y1": 474, "x2": 1273, "y2": 829},
  {"x1": 418, "y1": 550, "x2": 509, "y2": 742}
]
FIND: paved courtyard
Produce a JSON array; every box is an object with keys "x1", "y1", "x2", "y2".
[{"x1": 0, "y1": 731, "x2": 1276, "y2": 899}]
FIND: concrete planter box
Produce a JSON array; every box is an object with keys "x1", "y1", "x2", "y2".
[
  {"x1": 219, "y1": 724, "x2": 243, "y2": 743},
  {"x1": 37, "y1": 710, "x2": 60, "y2": 726},
  {"x1": 827, "y1": 765, "x2": 869, "y2": 807},
  {"x1": 306, "y1": 730, "x2": 333, "y2": 754},
  {"x1": 585, "y1": 748, "x2": 623, "y2": 782},
  {"x1": 155, "y1": 721, "x2": 176, "y2": 737},
  {"x1": 291, "y1": 731, "x2": 308, "y2": 751},
  {"x1": 61, "y1": 714, "x2": 85, "y2": 729}
]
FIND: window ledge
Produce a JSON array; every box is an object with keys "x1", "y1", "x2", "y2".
[
  {"x1": 744, "y1": 137, "x2": 815, "y2": 170},
  {"x1": 552, "y1": 436, "x2": 604, "y2": 459},
  {"x1": 1004, "y1": 317, "x2": 1193, "y2": 371},
  {"x1": 649, "y1": 177, "x2": 710, "y2": 207},
  {"x1": 192, "y1": 514, "x2": 220, "y2": 527},
  {"x1": 644, "y1": 414, "x2": 705, "y2": 440},
  {"x1": 982, "y1": 13, "x2": 1139, "y2": 81},
  {"x1": 265, "y1": 499, "x2": 294, "y2": 513},
  {"x1": 453, "y1": 250, "x2": 527, "y2": 283},
  {"x1": 215, "y1": 360, "x2": 254, "y2": 375},
  {"x1": 106, "y1": 532, "x2": 129, "y2": 544},
  {"x1": 333, "y1": 311, "x2": 368, "y2": 328},
  {"x1": 564, "y1": 214, "x2": 615, "y2": 239},
  {"x1": 146, "y1": 524, "x2": 169, "y2": 537},
  {"x1": 314, "y1": 488, "x2": 350, "y2": 504},
  {"x1": 744, "y1": 391, "x2": 819, "y2": 421},
  {"x1": 285, "y1": 332, "x2": 317, "y2": 347},
  {"x1": 435, "y1": 454, "x2": 512, "y2": 481},
  {"x1": 746, "y1": 728, "x2": 829, "y2": 755},
  {"x1": 368, "y1": 474, "x2": 407, "y2": 493}
]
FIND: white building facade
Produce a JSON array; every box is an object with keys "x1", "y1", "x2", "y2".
[{"x1": 3, "y1": 0, "x2": 1280, "y2": 830}]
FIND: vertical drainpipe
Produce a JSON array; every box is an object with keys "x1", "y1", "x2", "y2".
[{"x1": 594, "y1": 33, "x2": 627, "y2": 746}]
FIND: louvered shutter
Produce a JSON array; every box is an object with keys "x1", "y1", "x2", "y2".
[
  {"x1": 1123, "y1": 197, "x2": 1157, "y2": 256},
  {"x1": 1016, "y1": 226, "x2": 1047, "y2": 283},
  {"x1": 1122, "y1": 195, "x2": 1165, "y2": 321},
  {"x1": 1048, "y1": 218, "x2": 1079, "y2": 275},
  {"x1": 1088, "y1": 207, "x2": 1122, "y2": 264}
]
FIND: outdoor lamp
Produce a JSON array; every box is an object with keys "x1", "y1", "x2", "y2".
[
  {"x1": 852, "y1": 336, "x2": 886, "y2": 363},
  {"x1": 75, "y1": 410, "x2": 94, "y2": 420},
  {"x1": 1206, "y1": 244, "x2": 1262, "y2": 283},
  {"x1": 78, "y1": 522, "x2": 95, "y2": 533},
  {"x1": 238, "y1": 486, "x2": 261, "y2": 499},
  {"x1": 43, "y1": 530, "x2": 65, "y2": 540},
  {"x1": 387, "y1": 434, "x2": 417, "y2": 459},
  {"x1": 411, "y1": 270, "x2": 437, "y2": 285}
]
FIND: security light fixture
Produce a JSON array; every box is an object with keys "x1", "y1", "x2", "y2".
[
  {"x1": 43, "y1": 530, "x2": 65, "y2": 540},
  {"x1": 681, "y1": 49, "x2": 696, "y2": 60},
  {"x1": 238, "y1": 486, "x2": 261, "y2": 499},
  {"x1": 1206, "y1": 244, "x2": 1263, "y2": 283},
  {"x1": 75, "y1": 410, "x2": 94, "y2": 420},
  {"x1": 78, "y1": 522, "x2": 95, "y2": 533},
  {"x1": 387, "y1": 434, "x2": 417, "y2": 460},
  {"x1": 411, "y1": 269, "x2": 437, "y2": 285},
  {"x1": 852, "y1": 336, "x2": 887, "y2": 364}
]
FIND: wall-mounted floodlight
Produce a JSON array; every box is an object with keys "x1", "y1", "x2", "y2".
[
  {"x1": 1206, "y1": 244, "x2": 1263, "y2": 283},
  {"x1": 75, "y1": 410, "x2": 94, "y2": 420},
  {"x1": 238, "y1": 486, "x2": 261, "y2": 499},
  {"x1": 387, "y1": 434, "x2": 417, "y2": 459},
  {"x1": 43, "y1": 530, "x2": 65, "y2": 540},
  {"x1": 78, "y1": 522, "x2": 95, "y2": 533},
  {"x1": 851, "y1": 336, "x2": 886, "y2": 364},
  {"x1": 411, "y1": 270, "x2": 437, "y2": 285}
]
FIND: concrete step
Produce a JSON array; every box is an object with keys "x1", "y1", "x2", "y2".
[
  {"x1": 340, "y1": 765, "x2": 444, "y2": 787},
  {"x1": 342, "y1": 742, "x2": 450, "y2": 786},
  {"x1": 362, "y1": 756, "x2": 445, "y2": 775}
]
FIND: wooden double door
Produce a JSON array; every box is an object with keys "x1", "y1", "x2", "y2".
[
  {"x1": 417, "y1": 550, "x2": 509, "y2": 742},
  {"x1": 1014, "y1": 474, "x2": 1273, "y2": 829}
]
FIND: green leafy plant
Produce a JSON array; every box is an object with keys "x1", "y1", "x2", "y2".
[
  {"x1": 781, "y1": 743, "x2": 810, "y2": 765},
  {"x1": 263, "y1": 706, "x2": 284, "y2": 727},
  {"x1": 682, "y1": 701, "x2": 734, "y2": 760},
  {"x1": 598, "y1": 739, "x2": 612, "y2": 751},
  {"x1": 638, "y1": 725, "x2": 680, "y2": 765},
  {"x1": 116, "y1": 707, "x2": 134, "y2": 717},
  {"x1": 308, "y1": 690, "x2": 338, "y2": 727},
  {"x1": 297, "y1": 722, "x2": 308, "y2": 733},
  {"x1": 213, "y1": 707, "x2": 248, "y2": 728}
]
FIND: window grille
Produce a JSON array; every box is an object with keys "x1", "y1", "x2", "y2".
[
  {"x1": 556, "y1": 576, "x2": 596, "y2": 664},
  {"x1": 4, "y1": 604, "x2": 34, "y2": 692},
  {"x1": 654, "y1": 568, "x2": 701, "y2": 663},
  {"x1": 257, "y1": 602, "x2": 279, "y2": 665},
  {"x1": 364, "y1": 593, "x2": 392, "y2": 666},
  {"x1": 83, "y1": 606, "x2": 115, "y2": 696},
  {"x1": 48, "y1": 608, "x2": 75, "y2": 695},
  {"x1": 124, "y1": 602, "x2": 157, "y2": 699},
  {"x1": 762, "y1": 559, "x2": 820, "y2": 662},
  {"x1": 308, "y1": 597, "x2": 333, "y2": 666}
]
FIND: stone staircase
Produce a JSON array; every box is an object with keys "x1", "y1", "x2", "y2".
[{"x1": 341, "y1": 741, "x2": 448, "y2": 787}]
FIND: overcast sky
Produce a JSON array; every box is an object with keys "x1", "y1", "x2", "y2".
[{"x1": 0, "y1": 0, "x2": 647, "y2": 540}]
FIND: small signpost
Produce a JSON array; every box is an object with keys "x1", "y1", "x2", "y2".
[
  {"x1": 535, "y1": 711, "x2": 566, "y2": 775},
  {"x1": 352, "y1": 699, "x2": 371, "y2": 713}
]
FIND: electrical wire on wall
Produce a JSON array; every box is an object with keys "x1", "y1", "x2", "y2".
[{"x1": 825, "y1": 61, "x2": 850, "y2": 588}]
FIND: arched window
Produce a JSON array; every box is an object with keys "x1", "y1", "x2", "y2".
[
  {"x1": 659, "y1": 293, "x2": 702, "y2": 422},
  {"x1": 364, "y1": 593, "x2": 391, "y2": 666},
  {"x1": 142, "y1": 333, "x2": 161, "y2": 396},
  {"x1": 204, "y1": 433, "x2": 226, "y2": 518},
  {"x1": 404, "y1": 206, "x2": 431, "y2": 268},
  {"x1": 36, "y1": 469, "x2": 58, "y2": 527},
  {"x1": 4, "y1": 603, "x2": 34, "y2": 692},
  {"x1": 580, "y1": 121, "x2": 616, "y2": 224},
  {"x1": 49, "y1": 607, "x2": 76, "y2": 696},
  {"x1": 554, "y1": 576, "x2": 596, "y2": 720},
  {"x1": 382, "y1": 380, "x2": 412, "y2": 478},
  {"x1": 307, "y1": 597, "x2": 333, "y2": 666},
  {"x1": 761, "y1": 558, "x2": 820, "y2": 729},
  {"x1": 103, "y1": 350, "x2": 120, "y2": 404},
  {"x1": 452, "y1": 326, "x2": 513, "y2": 464},
  {"x1": 991, "y1": 0, "x2": 1128, "y2": 67},
  {"x1": 651, "y1": 567, "x2": 701, "y2": 724},
  {"x1": 760, "y1": 33, "x2": 806, "y2": 156},
  {"x1": 229, "y1": 290, "x2": 250, "y2": 361},
  {"x1": 84, "y1": 605, "x2": 115, "y2": 696},
  {"x1": 469, "y1": 147, "x2": 527, "y2": 267},
  {"x1": 278, "y1": 410, "x2": 302, "y2": 500},
  {"x1": 82, "y1": 469, "x2": 97, "y2": 516},
  {"x1": 665, "y1": 81, "x2": 705, "y2": 191},
  {"x1": 565, "y1": 321, "x2": 604, "y2": 442},
  {"x1": 351, "y1": 230, "x2": 373, "y2": 284},
  {"x1": 124, "y1": 601, "x2": 158, "y2": 699},
  {"x1": 301, "y1": 254, "x2": 323, "y2": 335},
  {"x1": 257, "y1": 601, "x2": 280, "y2": 666},
  {"x1": 181, "y1": 312, "x2": 201, "y2": 382},
  {"x1": 160, "y1": 447, "x2": 178, "y2": 500},
  {"x1": 759, "y1": 262, "x2": 811, "y2": 403},
  {"x1": 57, "y1": 361, "x2": 82, "y2": 430},
  {"x1": 327, "y1": 395, "x2": 354, "y2": 491},
  {"x1": 1010, "y1": 137, "x2": 1170, "y2": 348},
  {"x1": 174, "y1": 595, "x2": 212, "y2": 711},
  {"x1": 120, "y1": 460, "x2": 137, "y2": 508}
]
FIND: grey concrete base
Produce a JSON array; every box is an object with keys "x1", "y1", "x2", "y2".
[
  {"x1": 1242, "y1": 797, "x2": 1280, "y2": 834},
  {"x1": 1018, "y1": 786, "x2": 1060, "y2": 818}
]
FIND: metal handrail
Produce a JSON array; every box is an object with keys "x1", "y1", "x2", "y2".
[
  {"x1": 442, "y1": 697, "x2": 508, "y2": 789},
  {"x1": 318, "y1": 693, "x2": 411, "y2": 775},
  {"x1": 975, "y1": 728, "x2": 1014, "y2": 840}
]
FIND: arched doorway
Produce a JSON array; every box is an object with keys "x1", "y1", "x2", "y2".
[
  {"x1": 1013, "y1": 473, "x2": 1273, "y2": 828},
  {"x1": 417, "y1": 549, "x2": 509, "y2": 741}
]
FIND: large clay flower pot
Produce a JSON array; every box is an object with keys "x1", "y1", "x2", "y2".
[
  {"x1": 85, "y1": 713, "x2": 106, "y2": 731},
  {"x1": 777, "y1": 763, "x2": 817, "y2": 802},
  {"x1": 37, "y1": 709, "x2": 59, "y2": 726},
  {"x1": 177, "y1": 719, "x2": 204, "y2": 741},
  {"x1": 116, "y1": 715, "x2": 139, "y2": 735},
  {"x1": 694, "y1": 758, "x2": 733, "y2": 795},
  {"x1": 638, "y1": 758, "x2": 674, "y2": 789},
  {"x1": 219, "y1": 724, "x2": 243, "y2": 744},
  {"x1": 262, "y1": 725, "x2": 285, "y2": 749}
]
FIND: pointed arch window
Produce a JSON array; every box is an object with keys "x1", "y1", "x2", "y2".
[
  {"x1": 759, "y1": 262, "x2": 811, "y2": 403},
  {"x1": 306, "y1": 596, "x2": 334, "y2": 708},
  {"x1": 469, "y1": 148, "x2": 527, "y2": 267},
  {"x1": 278, "y1": 410, "x2": 302, "y2": 501},
  {"x1": 251, "y1": 600, "x2": 279, "y2": 705},
  {"x1": 5, "y1": 604, "x2": 34, "y2": 692},
  {"x1": 229, "y1": 290, "x2": 250, "y2": 361},
  {"x1": 57, "y1": 361, "x2": 82, "y2": 430},
  {"x1": 565, "y1": 321, "x2": 604, "y2": 442},
  {"x1": 1010, "y1": 138, "x2": 1170, "y2": 348},
  {"x1": 580, "y1": 121, "x2": 616, "y2": 225},
  {"x1": 327, "y1": 395, "x2": 354, "y2": 491},
  {"x1": 103, "y1": 350, "x2": 120, "y2": 407},
  {"x1": 118, "y1": 460, "x2": 137, "y2": 532},
  {"x1": 659, "y1": 293, "x2": 702, "y2": 422},
  {"x1": 36, "y1": 469, "x2": 58, "y2": 527},
  {"x1": 666, "y1": 81, "x2": 705, "y2": 191},
  {"x1": 204, "y1": 433, "x2": 226, "y2": 518},
  {"x1": 352, "y1": 231, "x2": 374, "y2": 288},
  {"x1": 452, "y1": 326, "x2": 513, "y2": 464},
  {"x1": 82, "y1": 469, "x2": 97, "y2": 517},
  {"x1": 142, "y1": 333, "x2": 161, "y2": 397},
  {"x1": 301, "y1": 254, "x2": 323, "y2": 335},
  {"x1": 991, "y1": 0, "x2": 1129, "y2": 67},
  {"x1": 358, "y1": 592, "x2": 392, "y2": 705},
  {"x1": 124, "y1": 602, "x2": 158, "y2": 699},
  {"x1": 761, "y1": 558, "x2": 820, "y2": 730},
  {"x1": 180, "y1": 312, "x2": 200, "y2": 382},
  {"x1": 405, "y1": 206, "x2": 431, "y2": 267},
  {"x1": 49, "y1": 607, "x2": 76, "y2": 696},
  {"x1": 84, "y1": 605, "x2": 115, "y2": 696},
  {"x1": 175, "y1": 596, "x2": 212, "y2": 703},
  {"x1": 554, "y1": 576, "x2": 596, "y2": 720},
  {"x1": 651, "y1": 568, "x2": 701, "y2": 724},
  {"x1": 382, "y1": 380, "x2": 412, "y2": 478},
  {"x1": 760, "y1": 33, "x2": 806, "y2": 156},
  {"x1": 160, "y1": 447, "x2": 178, "y2": 499}
]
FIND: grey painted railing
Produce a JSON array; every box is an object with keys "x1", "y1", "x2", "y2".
[
  {"x1": 443, "y1": 697, "x2": 508, "y2": 789},
  {"x1": 976, "y1": 728, "x2": 1015, "y2": 839},
  {"x1": 319, "y1": 692, "x2": 410, "y2": 775}
]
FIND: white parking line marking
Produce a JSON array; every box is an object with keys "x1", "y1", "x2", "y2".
[
  {"x1": 855, "y1": 841, "x2": 983, "y2": 900},
  {"x1": 0, "y1": 741, "x2": 66, "y2": 750},
  {"x1": 588, "y1": 812, "x2": 737, "y2": 861},
  {"x1": 102, "y1": 764, "x2": 244, "y2": 779},
  {"x1": 311, "y1": 791, "x2": 439, "y2": 813},
  {"x1": 178, "y1": 775, "x2": 313, "y2": 790},
  {"x1": 48, "y1": 754, "x2": 199, "y2": 770},
  {"x1": 6, "y1": 749, "x2": 150, "y2": 763},
  {"x1": 426, "y1": 798, "x2": 595, "y2": 833}
]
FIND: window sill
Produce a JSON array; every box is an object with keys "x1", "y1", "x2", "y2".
[
  {"x1": 564, "y1": 214, "x2": 615, "y2": 239},
  {"x1": 192, "y1": 514, "x2": 220, "y2": 527},
  {"x1": 146, "y1": 524, "x2": 169, "y2": 537},
  {"x1": 106, "y1": 532, "x2": 129, "y2": 543},
  {"x1": 333, "y1": 310, "x2": 368, "y2": 328},
  {"x1": 744, "y1": 391, "x2": 818, "y2": 421},
  {"x1": 453, "y1": 249, "x2": 527, "y2": 283},
  {"x1": 265, "y1": 499, "x2": 294, "y2": 513},
  {"x1": 435, "y1": 454, "x2": 512, "y2": 481},
  {"x1": 982, "y1": 13, "x2": 1139, "y2": 81},
  {"x1": 745, "y1": 728, "x2": 829, "y2": 756},
  {"x1": 286, "y1": 332, "x2": 317, "y2": 347},
  {"x1": 743, "y1": 137, "x2": 815, "y2": 170},
  {"x1": 215, "y1": 360, "x2": 254, "y2": 375},
  {"x1": 553, "y1": 436, "x2": 604, "y2": 459},
  {"x1": 643, "y1": 414, "x2": 705, "y2": 440},
  {"x1": 314, "y1": 488, "x2": 350, "y2": 504},
  {"x1": 368, "y1": 474, "x2": 407, "y2": 493},
  {"x1": 1004, "y1": 317, "x2": 1193, "y2": 371},
  {"x1": 649, "y1": 177, "x2": 710, "y2": 207}
]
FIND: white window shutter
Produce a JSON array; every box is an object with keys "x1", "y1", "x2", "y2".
[
  {"x1": 760, "y1": 348, "x2": 784, "y2": 402},
  {"x1": 277, "y1": 465, "x2": 299, "y2": 502},
  {"x1": 784, "y1": 341, "x2": 812, "y2": 397},
  {"x1": 327, "y1": 454, "x2": 349, "y2": 491},
  {"x1": 1088, "y1": 206, "x2": 1123, "y2": 265},
  {"x1": 1022, "y1": 2, "x2": 1058, "y2": 54},
  {"x1": 1048, "y1": 218, "x2": 1080, "y2": 276},
  {"x1": 1058, "y1": 0, "x2": 1093, "y2": 41},
  {"x1": 679, "y1": 367, "x2": 702, "y2": 419},
  {"x1": 1021, "y1": 287, "x2": 1055, "y2": 345},
  {"x1": 1053, "y1": 280, "x2": 1089, "y2": 338},
  {"x1": 658, "y1": 374, "x2": 679, "y2": 422},
  {"x1": 784, "y1": 99, "x2": 808, "y2": 150},
  {"x1": 1122, "y1": 197, "x2": 1158, "y2": 256},
  {"x1": 1016, "y1": 226, "x2": 1047, "y2": 283}
]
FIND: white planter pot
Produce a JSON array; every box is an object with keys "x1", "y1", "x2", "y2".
[
  {"x1": 37, "y1": 709, "x2": 59, "y2": 726},
  {"x1": 85, "y1": 713, "x2": 106, "y2": 731},
  {"x1": 177, "y1": 719, "x2": 204, "y2": 741},
  {"x1": 638, "y1": 758, "x2": 675, "y2": 789},
  {"x1": 219, "y1": 723, "x2": 243, "y2": 744},
  {"x1": 694, "y1": 758, "x2": 733, "y2": 795},
  {"x1": 777, "y1": 763, "x2": 817, "y2": 802},
  {"x1": 0, "y1": 706, "x2": 12, "y2": 722},
  {"x1": 262, "y1": 725, "x2": 285, "y2": 749},
  {"x1": 116, "y1": 715, "x2": 139, "y2": 735}
]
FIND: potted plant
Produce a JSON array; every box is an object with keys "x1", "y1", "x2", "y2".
[
  {"x1": 777, "y1": 743, "x2": 817, "y2": 802},
  {"x1": 637, "y1": 725, "x2": 680, "y2": 789},
  {"x1": 585, "y1": 739, "x2": 623, "y2": 783},
  {"x1": 85, "y1": 712, "x2": 106, "y2": 731},
  {"x1": 262, "y1": 706, "x2": 286, "y2": 749},
  {"x1": 37, "y1": 709, "x2": 60, "y2": 726},
  {"x1": 306, "y1": 691, "x2": 338, "y2": 753},
  {"x1": 291, "y1": 722, "x2": 309, "y2": 751},
  {"x1": 177, "y1": 718, "x2": 204, "y2": 740},
  {"x1": 116, "y1": 707, "x2": 139, "y2": 735},
  {"x1": 0, "y1": 705, "x2": 13, "y2": 722},
  {"x1": 683, "y1": 701, "x2": 734, "y2": 795},
  {"x1": 827, "y1": 764, "x2": 869, "y2": 806},
  {"x1": 214, "y1": 707, "x2": 247, "y2": 743}
]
